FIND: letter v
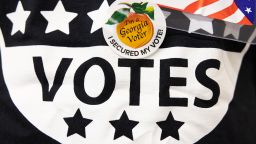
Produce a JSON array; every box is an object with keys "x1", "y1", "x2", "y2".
[{"x1": 33, "y1": 57, "x2": 72, "y2": 101}]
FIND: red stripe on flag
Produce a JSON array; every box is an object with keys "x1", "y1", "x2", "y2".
[
  {"x1": 208, "y1": 2, "x2": 238, "y2": 20},
  {"x1": 184, "y1": 0, "x2": 219, "y2": 13},
  {"x1": 238, "y1": 16, "x2": 253, "y2": 25},
  {"x1": 158, "y1": 4, "x2": 183, "y2": 11}
]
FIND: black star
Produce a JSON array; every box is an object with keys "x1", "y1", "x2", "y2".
[
  {"x1": 109, "y1": 111, "x2": 139, "y2": 140},
  {"x1": 64, "y1": 109, "x2": 92, "y2": 138},
  {"x1": 157, "y1": 111, "x2": 184, "y2": 141}
]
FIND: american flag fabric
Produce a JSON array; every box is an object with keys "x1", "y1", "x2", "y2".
[
  {"x1": 156, "y1": 0, "x2": 256, "y2": 26},
  {"x1": 0, "y1": 0, "x2": 256, "y2": 144},
  {"x1": 161, "y1": 7, "x2": 256, "y2": 44}
]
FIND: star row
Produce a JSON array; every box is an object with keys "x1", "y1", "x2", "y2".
[
  {"x1": 7, "y1": 0, "x2": 109, "y2": 35},
  {"x1": 64, "y1": 109, "x2": 184, "y2": 141},
  {"x1": 166, "y1": 11, "x2": 245, "y2": 40},
  {"x1": 7, "y1": 0, "x2": 246, "y2": 41}
]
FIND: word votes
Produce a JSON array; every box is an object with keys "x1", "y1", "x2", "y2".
[{"x1": 33, "y1": 57, "x2": 220, "y2": 108}]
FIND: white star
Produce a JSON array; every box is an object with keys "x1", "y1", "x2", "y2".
[
  {"x1": 6, "y1": 1, "x2": 31, "y2": 35},
  {"x1": 163, "y1": 11, "x2": 171, "y2": 19},
  {"x1": 245, "y1": 7, "x2": 252, "y2": 14},
  {"x1": 184, "y1": 13, "x2": 213, "y2": 34},
  {"x1": 40, "y1": 1, "x2": 77, "y2": 34},
  {"x1": 224, "y1": 22, "x2": 242, "y2": 39},
  {"x1": 87, "y1": 0, "x2": 109, "y2": 33}
]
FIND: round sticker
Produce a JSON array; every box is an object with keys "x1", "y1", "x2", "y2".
[{"x1": 103, "y1": 0, "x2": 167, "y2": 58}]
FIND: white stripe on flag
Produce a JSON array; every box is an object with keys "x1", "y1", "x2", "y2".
[
  {"x1": 224, "y1": 9, "x2": 245, "y2": 23},
  {"x1": 194, "y1": 0, "x2": 234, "y2": 16}
]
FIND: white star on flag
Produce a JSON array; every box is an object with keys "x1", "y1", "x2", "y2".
[
  {"x1": 40, "y1": 1, "x2": 78, "y2": 34},
  {"x1": 184, "y1": 13, "x2": 213, "y2": 34},
  {"x1": 87, "y1": 0, "x2": 109, "y2": 33},
  {"x1": 7, "y1": 1, "x2": 31, "y2": 35},
  {"x1": 245, "y1": 7, "x2": 252, "y2": 14}
]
